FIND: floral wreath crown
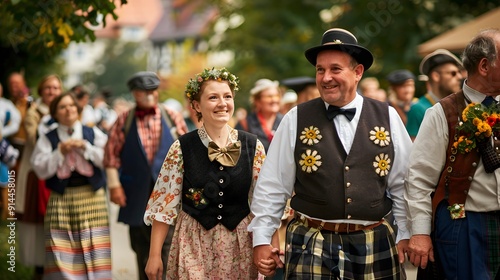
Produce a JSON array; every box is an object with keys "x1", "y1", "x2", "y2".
[{"x1": 185, "y1": 67, "x2": 239, "y2": 101}]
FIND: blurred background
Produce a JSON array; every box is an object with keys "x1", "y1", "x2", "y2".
[{"x1": 1, "y1": 0, "x2": 499, "y2": 112}]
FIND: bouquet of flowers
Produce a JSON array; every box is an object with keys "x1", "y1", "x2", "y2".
[{"x1": 453, "y1": 102, "x2": 500, "y2": 154}]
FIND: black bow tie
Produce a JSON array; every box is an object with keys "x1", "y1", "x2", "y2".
[{"x1": 326, "y1": 105, "x2": 356, "y2": 121}]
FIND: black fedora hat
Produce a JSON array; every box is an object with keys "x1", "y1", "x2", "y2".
[{"x1": 304, "y1": 28, "x2": 374, "y2": 70}]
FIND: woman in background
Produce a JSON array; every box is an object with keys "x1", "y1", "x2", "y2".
[
  {"x1": 235, "y1": 78, "x2": 283, "y2": 151},
  {"x1": 31, "y1": 92, "x2": 110, "y2": 279},
  {"x1": 16, "y1": 74, "x2": 62, "y2": 279}
]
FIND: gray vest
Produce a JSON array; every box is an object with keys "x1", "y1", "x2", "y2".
[{"x1": 291, "y1": 97, "x2": 394, "y2": 221}]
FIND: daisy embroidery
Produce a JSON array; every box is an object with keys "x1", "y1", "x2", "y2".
[
  {"x1": 299, "y1": 149, "x2": 322, "y2": 173},
  {"x1": 299, "y1": 126, "x2": 322, "y2": 146},
  {"x1": 373, "y1": 153, "x2": 391, "y2": 176},
  {"x1": 369, "y1": 126, "x2": 391, "y2": 147}
]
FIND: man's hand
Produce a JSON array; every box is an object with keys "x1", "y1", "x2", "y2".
[
  {"x1": 396, "y1": 239, "x2": 409, "y2": 264},
  {"x1": 110, "y1": 187, "x2": 127, "y2": 207},
  {"x1": 253, "y1": 245, "x2": 283, "y2": 277},
  {"x1": 408, "y1": 234, "x2": 434, "y2": 269}
]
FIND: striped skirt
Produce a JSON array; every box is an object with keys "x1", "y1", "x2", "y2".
[
  {"x1": 285, "y1": 218, "x2": 401, "y2": 279},
  {"x1": 44, "y1": 186, "x2": 111, "y2": 280}
]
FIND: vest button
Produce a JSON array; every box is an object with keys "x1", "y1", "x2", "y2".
[
  {"x1": 345, "y1": 166, "x2": 350, "y2": 171},
  {"x1": 219, "y1": 191, "x2": 224, "y2": 196},
  {"x1": 463, "y1": 190, "x2": 468, "y2": 194},
  {"x1": 346, "y1": 182, "x2": 351, "y2": 188},
  {"x1": 347, "y1": 198, "x2": 352, "y2": 203},
  {"x1": 217, "y1": 215, "x2": 222, "y2": 220},
  {"x1": 347, "y1": 214, "x2": 352, "y2": 219},
  {"x1": 472, "y1": 162, "x2": 477, "y2": 167},
  {"x1": 468, "y1": 176, "x2": 473, "y2": 181},
  {"x1": 218, "y1": 204, "x2": 223, "y2": 208},
  {"x1": 301, "y1": 245, "x2": 306, "y2": 250},
  {"x1": 219, "y1": 179, "x2": 224, "y2": 184},
  {"x1": 219, "y1": 166, "x2": 224, "y2": 170}
]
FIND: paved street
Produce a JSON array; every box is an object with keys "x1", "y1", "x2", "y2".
[{"x1": 109, "y1": 203, "x2": 138, "y2": 280}]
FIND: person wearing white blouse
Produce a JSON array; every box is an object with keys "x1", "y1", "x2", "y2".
[{"x1": 31, "y1": 92, "x2": 110, "y2": 279}]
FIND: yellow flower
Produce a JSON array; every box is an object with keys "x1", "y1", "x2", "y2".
[
  {"x1": 373, "y1": 153, "x2": 391, "y2": 176},
  {"x1": 299, "y1": 149, "x2": 322, "y2": 173},
  {"x1": 299, "y1": 126, "x2": 322, "y2": 146},
  {"x1": 369, "y1": 126, "x2": 391, "y2": 147}
]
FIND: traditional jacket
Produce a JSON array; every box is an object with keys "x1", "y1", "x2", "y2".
[
  {"x1": 290, "y1": 97, "x2": 394, "y2": 221},
  {"x1": 179, "y1": 130, "x2": 257, "y2": 231},
  {"x1": 45, "y1": 126, "x2": 105, "y2": 195},
  {"x1": 118, "y1": 115, "x2": 174, "y2": 226}
]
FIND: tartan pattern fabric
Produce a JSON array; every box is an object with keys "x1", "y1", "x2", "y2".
[
  {"x1": 285, "y1": 218, "x2": 401, "y2": 280},
  {"x1": 485, "y1": 212, "x2": 500, "y2": 279},
  {"x1": 44, "y1": 186, "x2": 111, "y2": 280}
]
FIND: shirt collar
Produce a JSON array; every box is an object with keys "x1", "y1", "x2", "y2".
[{"x1": 463, "y1": 80, "x2": 499, "y2": 104}]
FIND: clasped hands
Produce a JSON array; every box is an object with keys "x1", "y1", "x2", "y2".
[
  {"x1": 59, "y1": 139, "x2": 86, "y2": 155},
  {"x1": 253, "y1": 244, "x2": 284, "y2": 277}
]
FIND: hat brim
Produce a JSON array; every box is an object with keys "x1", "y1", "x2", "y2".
[{"x1": 304, "y1": 44, "x2": 374, "y2": 70}]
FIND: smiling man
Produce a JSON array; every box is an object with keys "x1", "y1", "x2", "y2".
[{"x1": 249, "y1": 28, "x2": 413, "y2": 279}]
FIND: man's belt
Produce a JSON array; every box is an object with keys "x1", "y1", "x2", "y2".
[{"x1": 295, "y1": 214, "x2": 384, "y2": 233}]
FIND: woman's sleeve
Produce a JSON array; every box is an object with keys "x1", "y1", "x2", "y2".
[
  {"x1": 144, "y1": 140, "x2": 184, "y2": 226},
  {"x1": 30, "y1": 133, "x2": 64, "y2": 180},
  {"x1": 248, "y1": 139, "x2": 266, "y2": 205}
]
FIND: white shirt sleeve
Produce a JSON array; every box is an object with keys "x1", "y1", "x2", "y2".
[
  {"x1": 385, "y1": 106, "x2": 413, "y2": 242},
  {"x1": 31, "y1": 132, "x2": 64, "y2": 180},
  {"x1": 248, "y1": 107, "x2": 297, "y2": 247},
  {"x1": 1, "y1": 98, "x2": 21, "y2": 138},
  {"x1": 404, "y1": 103, "x2": 449, "y2": 235}
]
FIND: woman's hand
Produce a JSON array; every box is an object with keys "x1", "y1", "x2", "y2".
[{"x1": 145, "y1": 255, "x2": 163, "y2": 280}]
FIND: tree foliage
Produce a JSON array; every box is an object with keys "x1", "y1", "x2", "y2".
[
  {"x1": 0, "y1": 0, "x2": 127, "y2": 94},
  {"x1": 201, "y1": 0, "x2": 497, "y2": 107}
]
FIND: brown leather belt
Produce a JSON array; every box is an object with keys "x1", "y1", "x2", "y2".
[{"x1": 296, "y1": 214, "x2": 384, "y2": 233}]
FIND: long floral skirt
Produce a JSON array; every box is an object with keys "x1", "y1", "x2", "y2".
[
  {"x1": 44, "y1": 186, "x2": 111, "y2": 280},
  {"x1": 167, "y1": 211, "x2": 258, "y2": 280}
]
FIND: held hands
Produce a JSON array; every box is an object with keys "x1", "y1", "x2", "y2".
[
  {"x1": 396, "y1": 239, "x2": 410, "y2": 264},
  {"x1": 253, "y1": 245, "x2": 284, "y2": 277},
  {"x1": 407, "y1": 234, "x2": 434, "y2": 269}
]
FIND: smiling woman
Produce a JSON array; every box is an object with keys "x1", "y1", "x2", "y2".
[
  {"x1": 30, "y1": 92, "x2": 110, "y2": 279},
  {"x1": 144, "y1": 67, "x2": 267, "y2": 280}
]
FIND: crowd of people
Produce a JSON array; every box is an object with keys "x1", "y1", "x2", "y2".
[{"x1": 1, "y1": 26, "x2": 499, "y2": 280}]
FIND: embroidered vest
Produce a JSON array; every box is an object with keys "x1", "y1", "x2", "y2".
[
  {"x1": 45, "y1": 126, "x2": 106, "y2": 194},
  {"x1": 118, "y1": 115, "x2": 173, "y2": 226},
  {"x1": 291, "y1": 97, "x2": 394, "y2": 221},
  {"x1": 432, "y1": 91, "x2": 480, "y2": 214},
  {"x1": 179, "y1": 130, "x2": 256, "y2": 231}
]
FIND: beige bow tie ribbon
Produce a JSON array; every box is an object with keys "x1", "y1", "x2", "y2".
[{"x1": 208, "y1": 141, "x2": 241, "y2": 167}]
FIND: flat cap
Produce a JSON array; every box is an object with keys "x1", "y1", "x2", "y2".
[
  {"x1": 127, "y1": 71, "x2": 160, "y2": 91},
  {"x1": 419, "y1": 49, "x2": 462, "y2": 76},
  {"x1": 386, "y1": 69, "x2": 416, "y2": 85}
]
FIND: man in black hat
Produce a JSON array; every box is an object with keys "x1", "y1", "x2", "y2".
[
  {"x1": 249, "y1": 28, "x2": 412, "y2": 279},
  {"x1": 386, "y1": 69, "x2": 417, "y2": 125},
  {"x1": 104, "y1": 71, "x2": 187, "y2": 280},
  {"x1": 406, "y1": 49, "x2": 463, "y2": 141}
]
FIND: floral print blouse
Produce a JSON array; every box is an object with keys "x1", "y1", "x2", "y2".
[{"x1": 144, "y1": 125, "x2": 266, "y2": 226}]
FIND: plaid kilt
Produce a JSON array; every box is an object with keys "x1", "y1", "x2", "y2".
[{"x1": 285, "y1": 218, "x2": 401, "y2": 280}]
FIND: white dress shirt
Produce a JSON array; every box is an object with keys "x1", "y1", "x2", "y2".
[
  {"x1": 248, "y1": 94, "x2": 413, "y2": 246},
  {"x1": 31, "y1": 121, "x2": 107, "y2": 180},
  {"x1": 405, "y1": 82, "x2": 500, "y2": 236}
]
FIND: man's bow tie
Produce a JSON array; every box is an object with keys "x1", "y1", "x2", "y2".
[
  {"x1": 135, "y1": 107, "x2": 157, "y2": 119},
  {"x1": 326, "y1": 105, "x2": 356, "y2": 121}
]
